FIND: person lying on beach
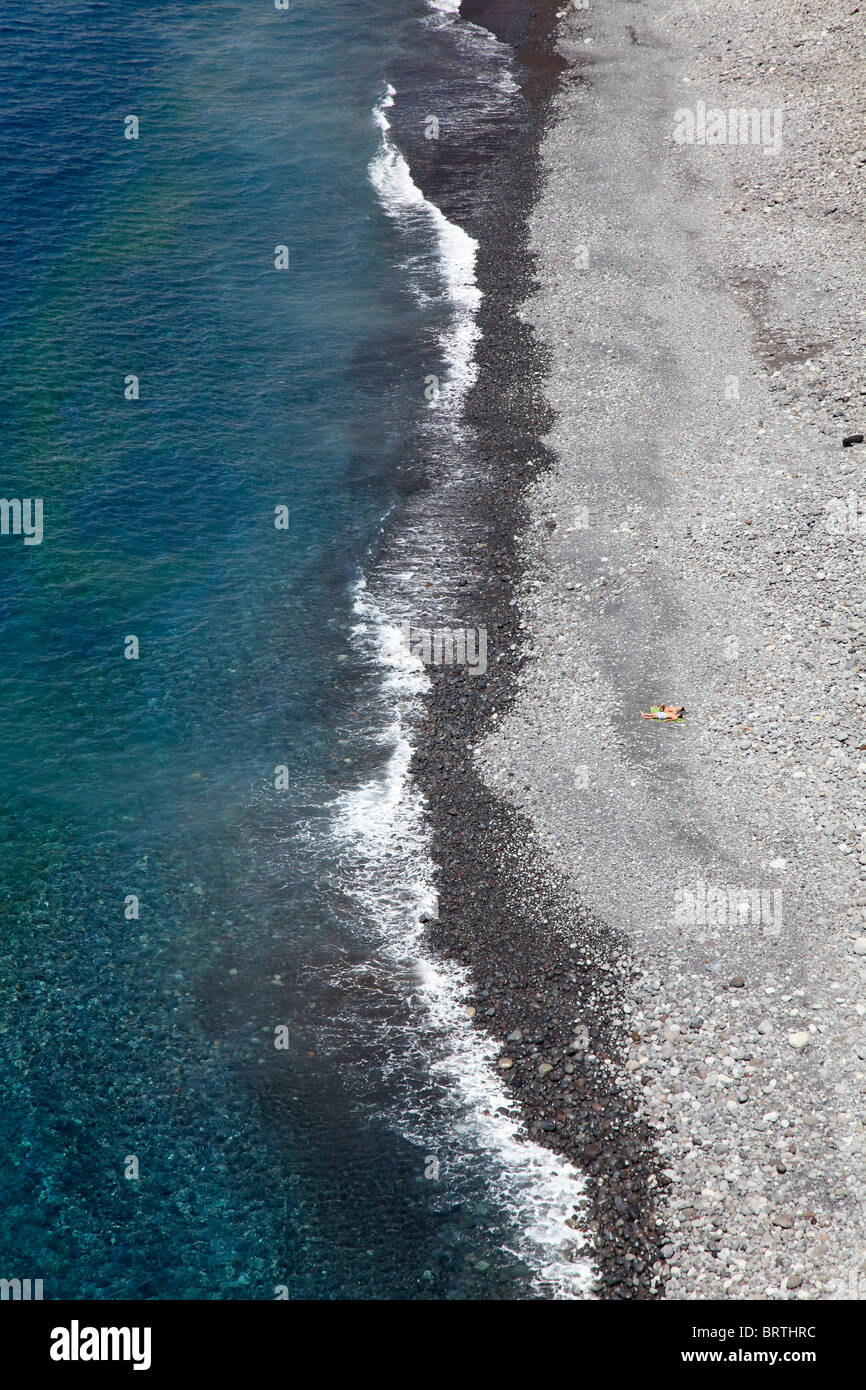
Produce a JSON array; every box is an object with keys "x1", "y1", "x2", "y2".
[{"x1": 641, "y1": 704, "x2": 686, "y2": 721}]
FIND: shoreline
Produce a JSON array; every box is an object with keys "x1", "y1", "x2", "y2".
[{"x1": 410, "y1": 0, "x2": 664, "y2": 1298}]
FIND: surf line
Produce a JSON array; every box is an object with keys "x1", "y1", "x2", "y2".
[
  {"x1": 368, "y1": 82, "x2": 481, "y2": 417},
  {"x1": 363, "y1": 73, "x2": 598, "y2": 1297}
]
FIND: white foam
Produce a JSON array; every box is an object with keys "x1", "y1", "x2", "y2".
[
  {"x1": 331, "y1": 580, "x2": 596, "y2": 1299},
  {"x1": 352, "y1": 16, "x2": 583, "y2": 1296},
  {"x1": 424, "y1": 0, "x2": 520, "y2": 95},
  {"x1": 368, "y1": 84, "x2": 481, "y2": 415}
]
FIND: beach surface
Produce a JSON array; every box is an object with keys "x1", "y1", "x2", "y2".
[{"x1": 476, "y1": 0, "x2": 866, "y2": 1297}]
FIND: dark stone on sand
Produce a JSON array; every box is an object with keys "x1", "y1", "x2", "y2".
[{"x1": 401, "y1": 0, "x2": 666, "y2": 1302}]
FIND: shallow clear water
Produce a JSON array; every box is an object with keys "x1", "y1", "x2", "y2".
[{"x1": 0, "y1": 0, "x2": 591, "y2": 1299}]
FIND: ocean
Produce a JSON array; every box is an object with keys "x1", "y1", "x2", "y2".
[{"x1": 0, "y1": 0, "x2": 591, "y2": 1299}]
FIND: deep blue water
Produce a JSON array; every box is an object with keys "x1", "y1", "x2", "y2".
[{"x1": 0, "y1": 0, "x2": 589, "y2": 1299}]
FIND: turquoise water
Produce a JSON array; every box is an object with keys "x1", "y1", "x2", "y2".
[{"x1": 0, "y1": 0, "x2": 588, "y2": 1299}]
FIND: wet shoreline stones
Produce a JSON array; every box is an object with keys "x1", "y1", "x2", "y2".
[{"x1": 409, "y1": 0, "x2": 666, "y2": 1299}]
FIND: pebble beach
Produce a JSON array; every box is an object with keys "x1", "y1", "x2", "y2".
[{"x1": 476, "y1": 0, "x2": 866, "y2": 1298}]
